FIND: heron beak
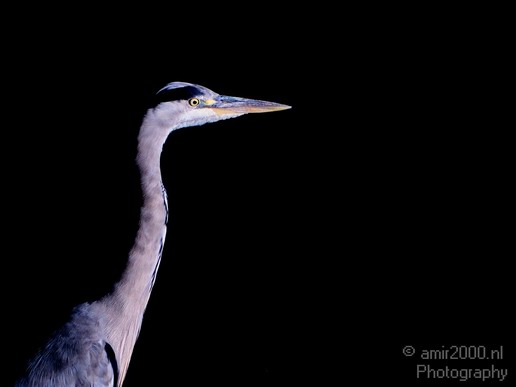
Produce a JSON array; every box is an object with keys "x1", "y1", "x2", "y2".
[{"x1": 207, "y1": 95, "x2": 291, "y2": 115}]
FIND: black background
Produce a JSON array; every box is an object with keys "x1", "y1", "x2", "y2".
[{"x1": 3, "y1": 5, "x2": 512, "y2": 386}]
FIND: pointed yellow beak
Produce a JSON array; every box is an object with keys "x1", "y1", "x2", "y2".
[{"x1": 207, "y1": 95, "x2": 291, "y2": 115}]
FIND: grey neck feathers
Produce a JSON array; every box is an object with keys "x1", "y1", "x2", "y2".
[
  {"x1": 113, "y1": 107, "x2": 174, "y2": 309},
  {"x1": 96, "y1": 108, "x2": 177, "y2": 383}
]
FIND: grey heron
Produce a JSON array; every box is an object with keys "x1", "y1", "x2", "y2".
[{"x1": 15, "y1": 81, "x2": 290, "y2": 386}]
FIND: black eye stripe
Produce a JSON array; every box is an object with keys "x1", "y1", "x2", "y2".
[{"x1": 149, "y1": 86, "x2": 202, "y2": 108}]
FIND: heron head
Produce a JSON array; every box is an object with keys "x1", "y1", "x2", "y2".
[{"x1": 151, "y1": 82, "x2": 291, "y2": 130}]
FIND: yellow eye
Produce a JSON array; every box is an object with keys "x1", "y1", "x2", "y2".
[{"x1": 188, "y1": 98, "x2": 200, "y2": 107}]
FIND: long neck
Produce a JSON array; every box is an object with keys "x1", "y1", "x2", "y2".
[
  {"x1": 119, "y1": 125, "x2": 169, "y2": 303},
  {"x1": 113, "y1": 132, "x2": 168, "y2": 311},
  {"x1": 96, "y1": 109, "x2": 175, "y2": 384}
]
